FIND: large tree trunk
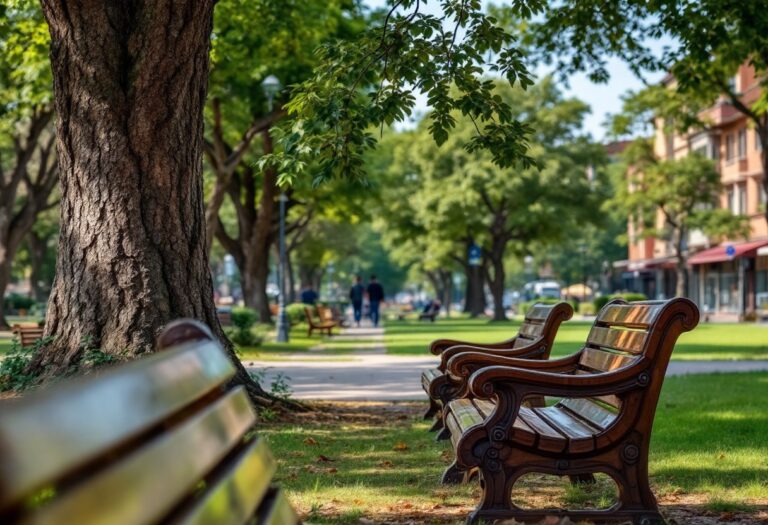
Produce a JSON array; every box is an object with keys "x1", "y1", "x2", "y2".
[
  {"x1": 241, "y1": 245, "x2": 272, "y2": 322},
  {"x1": 34, "y1": 1, "x2": 275, "y2": 406},
  {"x1": 486, "y1": 257, "x2": 507, "y2": 321},
  {"x1": 463, "y1": 263, "x2": 486, "y2": 317}
]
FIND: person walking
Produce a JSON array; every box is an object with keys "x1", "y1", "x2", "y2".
[
  {"x1": 367, "y1": 274, "x2": 384, "y2": 327},
  {"x1": 349, "y1": 276, "x2": 365, "y2": 327}
]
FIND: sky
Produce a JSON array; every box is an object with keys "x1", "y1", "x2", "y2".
[{"x1": 363, "y1": 0, "x2": 667, "y2": 142}]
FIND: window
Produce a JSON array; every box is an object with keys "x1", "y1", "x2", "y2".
[
  {"x1": 738, "y1": 128, "x2": 747, "y2": 159},
  {"x1": 760, "y1": 183, "x2": 767, "y2": 207},
  {"x1": 739, "y1": 184, "x2": 747, "y2": 215},
  {"x1": 725, "y1": 133, "x2": 735, "y2": 162},
  {"x1": 757, "y1": 130, "x2": 764, "y2": 151},
  {"x1": 727, "y1": 186, "x2": 736, "y2": 213}
]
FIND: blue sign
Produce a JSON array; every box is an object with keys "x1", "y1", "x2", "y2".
[
  {"x1": 725, "y1": 244, "x2": 736, "y2": 258},
  {"x1": 468, "y1": 244, "x2": 482, "y2": 266}
]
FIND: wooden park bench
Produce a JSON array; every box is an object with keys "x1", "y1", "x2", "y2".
[
  {"x1": 418, "y1": 302, "x2": 441, "y2": 322},
  {"x1": 216, "y1": 307, "x2": 232, "y2": 326},
  {"x1": 10, "y1": 323, "x2": 44, "y2": 347},
  {"x1": 421, "y1": 302, "x2": 574, "y2": 438},
  {"x1": 0, "y1": 319, "x2": 300, "y2": 525},
  {"x1": 303, "y1": 306, "x2": 336, "y2": 337},
  {"x1": 442, "y1": 298, "x2": 699, "y2": 524},
  {"x1": 317, "y1": 305, "x2": 347, "y2": 328}
]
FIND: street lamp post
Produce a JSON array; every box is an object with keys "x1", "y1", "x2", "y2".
[{"x1": 261, "y1": 75, "x2": 290, "y2": 343}]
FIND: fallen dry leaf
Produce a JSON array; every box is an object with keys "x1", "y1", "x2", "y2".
[
  {"x1": 393, "y1": 441, "x2": 409, "y2": 451},
  {"x1": 303, "y1": 437, "x2": 318, "y2": 445},
  {"x1": 317, "y1": 454, "x2": 335, "y2": 462}
]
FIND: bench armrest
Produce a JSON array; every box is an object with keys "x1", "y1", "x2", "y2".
[
  {"x1": 429, "y1": 337, "x2": 516, "y2": 356},
  {"x1": 469, "y1": 359, "x2": 650, "y2": 400},
  {"x1": 438, "y1": 340, "x2": 549, "y2": 371},
  {"x1": 446, "y1": 351, "x2": 580, "y2": 379}
]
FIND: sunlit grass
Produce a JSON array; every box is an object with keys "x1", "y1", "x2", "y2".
[
  {"x1": 384, "y1": 317, "x2": 768, "y2": 360},
  {"x1": 262, "y1": 373, "x2": 768, "y2": 523}
]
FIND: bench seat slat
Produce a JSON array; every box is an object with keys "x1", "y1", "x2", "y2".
[
  {"x1": 524, "y1": 305, "x2": 557, "y2": 322},
  {"x1": 557, "y1": 398, "x2": 617, "y2": 431},
  {"x1": 176, "y1": 437, "x2": 276, "y2": 525},
  {"x1": 518, "y1": 323, "x2": 545, "y2": 338},
  {"x1": 512, "y1": 336, "x2": 535, "y2": 348},
  {"x1": 421, "y1": 368, "x2": 442, "y2": 392},
  {"x1": 578, "y1": 347, "x2": 637, "y2": 373},
  {"x1": 587, "y1": 326, "x2": 647, "y2": 354},
  {"x1": 597, "y1": 303, "x2": 662, "y2": 328},
  {"x1": 516, "y1": 407, "x2": 566, "y2": 453},
  {"x1": 20, "y1": 388, "x2": 255, "y2": 525},
  {"x1": 533, "y1": 407, "x2": 597, "y2": 453},
  {"x1": 0, "y1": 341, "x2": 236, "y2": 510}
]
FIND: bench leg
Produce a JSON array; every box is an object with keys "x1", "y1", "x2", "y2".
[
  {"x1": 428, "y1": 416, "x2": 443, "y2": 432},
  {"x1": 435, "y1": 426, "x2": 450, "y2": 441},
  {"x1": 441, "y1": 460, "x2": 465, "y2": 485},
  {"x1": 424, "y1": 398, "x2": 440, "y2": 420},
  {"x1": 466, "y1": 466, "x2": 517, "y2": 524}
]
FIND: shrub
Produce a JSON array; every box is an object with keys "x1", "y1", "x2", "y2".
[
  {"x1": 224, "y1": 326, "x2": 263, "y2": 348},
  {"x1": 578, "y1": 303, "x2": 596, "y2": 316},
  {"x1": 593, "y1": 293, "x2": 648, "y2": 313},
  {"x1": 0, "y1": 336, "x2": 54, "y2": 392},
  {"x1": 5, "y1": 293, "x2": 35, "y2": 311},
  {"x1": 231, "y1": 307, "x2": 257, "y2": 330},
  {"x1": 285, "y1": 303, "x2": 311, "y2": 325}
]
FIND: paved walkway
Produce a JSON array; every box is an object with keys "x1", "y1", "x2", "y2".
[{"x1": 247, "y1": 324, "x2": 768, "y2": 401}]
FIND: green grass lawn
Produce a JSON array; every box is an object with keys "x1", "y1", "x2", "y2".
[
  {"x1": 384, "y1": 317, "x2": 768, "y2": 360},
  {"x1": 263, "y1": 372, "x2": 768, "y2": 524},
  {"x1": 237, "y1": 324, "x2": 378, "y2": 361}
]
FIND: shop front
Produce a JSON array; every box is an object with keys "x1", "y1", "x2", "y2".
[{"x1": 689, "y1": 239, "x2": 768, "y2": 320}]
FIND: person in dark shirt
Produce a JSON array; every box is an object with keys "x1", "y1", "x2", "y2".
[
  {"x1": 349, "y1": 275, "x2": 365, "y2": 327},
  {"x1": 300, "y1": 286, "x2": 318, "y2": 305},
  {"x1": 366, "y1": 275, "x2": 385, "y2": 327}
]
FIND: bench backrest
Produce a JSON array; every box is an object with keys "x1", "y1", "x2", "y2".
[
  {"x1": 0, "y1": 319, "x2": 299, "y2": 525},
  {"x1": 10, "y1": 324, "x2": 44, "y2": 348},
  {"x1": 217, "y1": 309, "x2": 232, "y2": 326},
  {"x1": 512, "y1": 302, "x2": 574, "y2": 351},
  {"x1": 303, "y1": 306, "x2": 317, "y2": 326},
  {"x1": 316, "y1": 305, "x2": 334, "y2": 323},
  {"x1": 558, "y1": 298, "x2": 699, "y2": 429}
]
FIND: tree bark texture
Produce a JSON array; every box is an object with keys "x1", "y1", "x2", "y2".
[
  {"x1": 463, "y1": 263, "x2": 486, "y2": 317},
  {"x1": 0, "y1": 110, "x2": 56, "y2": 329},
  {"x1": 35, "y1": 1, "x2": 274, "y2": 405}
]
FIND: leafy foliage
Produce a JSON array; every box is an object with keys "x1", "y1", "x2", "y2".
[{"x1": 268, "y1": 0, "x2": 547, "y2": 184}]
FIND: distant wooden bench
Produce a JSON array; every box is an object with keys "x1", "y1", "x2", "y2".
[
  {"x1": 418, "y1": 303, "x2": 441, "y2": 322},
  {"x1": 421, "y1": 302, "x2": 573, "y2": 437},
  {"x1": 10, "y1": 323, "x2": 44, "y2": 347},
  {"x1": 317, "y1": 305, "x2": 347, "y2": 328},
  {"x1": 217, "y1": 308, "x2": 232, "y2": 326},
  {"x1": 442, "y1": 298, "x2": 699, "y2": 524},
  {"x1": 0, "y1": 319, "x2": 300, "y2": 525},
  {"x1": 303, "y1": 307, "x2": 336, "y2": 337}
]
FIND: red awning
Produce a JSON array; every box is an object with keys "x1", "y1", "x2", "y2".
[{"x1": 688, "y1": 239, "x2": 768, "y2": 265}]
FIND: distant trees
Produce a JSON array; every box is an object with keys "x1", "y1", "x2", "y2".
[
  {"x1": 0, "y1": 2, "x2": 57, "y2": 328},
  {"x1": 373, "y1": 79, "x2": 604, "y2": 320}
]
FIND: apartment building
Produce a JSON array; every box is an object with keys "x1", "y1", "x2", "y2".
[{"x1": 618, "y1": 64, "x2": 768, "y2": 320}]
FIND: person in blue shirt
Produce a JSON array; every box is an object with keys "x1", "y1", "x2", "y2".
[
  {"x1": 300, "y1": 286, "x2": 318, "y2": 305},
  {"x1": 349, "y1": 276, "x2": 365, "y2": 327},
  {"x1": 366, "y1": 275, "x2": 385, "y2": 327}
]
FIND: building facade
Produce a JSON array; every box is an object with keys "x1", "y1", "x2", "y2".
[{"x1": 620, "y1": 64, "x2": 768, "y2": 320}]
